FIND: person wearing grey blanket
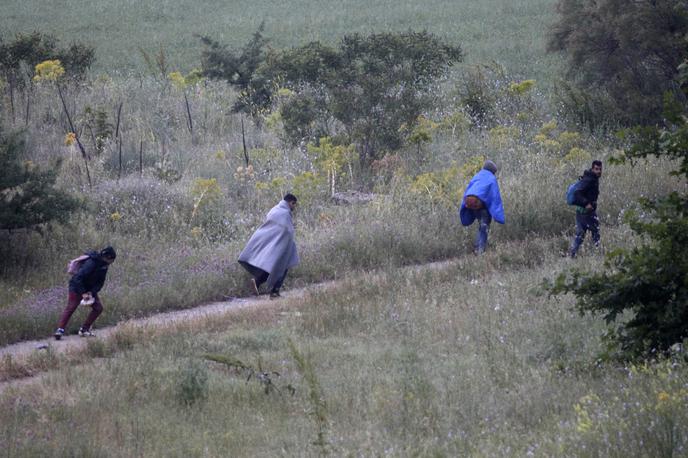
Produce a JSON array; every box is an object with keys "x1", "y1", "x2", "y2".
[{"x1": 238, "y1": 194, "x2": 299, "y2": 298}]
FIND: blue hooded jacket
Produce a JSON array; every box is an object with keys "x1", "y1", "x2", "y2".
[{"x1": 459, "y1": 169, "x2": 505, "y2": 226}]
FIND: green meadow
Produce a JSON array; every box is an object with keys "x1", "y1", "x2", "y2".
[{"x1": 0, "y1": 0, "x2": 561, "y2": 80}]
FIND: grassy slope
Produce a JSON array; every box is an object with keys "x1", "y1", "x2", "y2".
[
  {"x1": 0, "y1": 0, "x2": 561, "y2": 81},
  {"x1": 2, "y1": 238, "x2": 686, "y2": 456}
]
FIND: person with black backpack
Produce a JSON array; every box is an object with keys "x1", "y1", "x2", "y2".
[
  {"x1": 568, "y1": 160, "x2": 602, "y2": 258},
  {"x1": 54, "y1": 246, "x2": 117, "y2": 340}
]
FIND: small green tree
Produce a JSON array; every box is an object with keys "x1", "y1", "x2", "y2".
[
  {"x1": 0, "y1": 130, "x2": 81, "y2": 232},
  {"x1": 200, "y1": 23, "x2": 271, "y2": 118},
  {"x1": 549, "y1": 76, "x2": 688, "y2": 359}
]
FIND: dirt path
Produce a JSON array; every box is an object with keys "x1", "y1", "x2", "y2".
[
  {"x1": 0, "y1": 280, "x2": 339, "y2": 393},
  {"x1": 0, "y1": 259, "x2": 457, "y2": 393}
]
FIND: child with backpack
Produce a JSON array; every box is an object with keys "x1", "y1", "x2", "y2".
[{"x1": 54, "y1": 246, "x2": 117, "y2": 340}]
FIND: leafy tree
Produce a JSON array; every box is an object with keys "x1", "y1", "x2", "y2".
[
  {"x1": 0, "y1": 129, "x2": 81, "y2": 232},
  {"x1": 201, "y1": 30, "x2": 462, "y2": 163},
  {"x1": 200, "y1": 24, "x2": 271, "y2": 117},
  {"x1": 548, "y1": 0, "x2": 688, "y2": 126},
  {"x1": 0, "y1": 32, "x2": 95, "y2": 122},
  {"x1": 265, "y1": 31, "x2": 463, "y2": 163},
  {"x1": 549, "y1": 67, "x2": 688, "y2": 359}
]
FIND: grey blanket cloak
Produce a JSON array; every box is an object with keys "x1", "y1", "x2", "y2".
[{"x1": 238, "y1": 200, "x2": 300, "y2": 287}]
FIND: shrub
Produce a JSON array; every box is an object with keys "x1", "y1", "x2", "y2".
[
  {"x1": 0, "y1": 129, "x2": 81, "y2": 232},
  {"x1": 176, "y1": 359, "x2": 209, "y2": 407},
  {"x1": 548, "y1": 0, "x2": 688, "y2": 126}
]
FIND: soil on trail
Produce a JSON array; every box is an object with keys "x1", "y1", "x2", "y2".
[
  {"x1": 0, "y1": 282, "x2": 335, "y2": 393},
  {"x1": 0, "y1": 259, "x2": 455, "y2": 393}
]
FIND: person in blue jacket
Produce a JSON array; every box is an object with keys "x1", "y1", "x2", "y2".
[{"x1": 459, "y1": 160, "x2": 505, "y2": 254}]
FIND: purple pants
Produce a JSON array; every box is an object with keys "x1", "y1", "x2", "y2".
[{"x1": 58, "y1": 291, "x2": 103, "y2": 330}]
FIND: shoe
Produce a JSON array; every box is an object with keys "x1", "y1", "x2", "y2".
[
  {"x1": 269, "y1": 291, "x2": 281, "y2": 299},
  {"x1": 249, "y1": 278, "x2": 259, "y2": 296},
  {"x1": 54, "y1": 328, "x2": 65, "y2": 340},
  {"x1": 78, "y1": 327, "x2": 95, "y2": 337}
]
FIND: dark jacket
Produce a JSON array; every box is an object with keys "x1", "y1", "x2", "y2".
[
  {"x1": 573, "y1": 169, "x2": 600, "y2": 210},
  {"x1": 69, "y1": 251, "x2": 111, "y2": 295}
]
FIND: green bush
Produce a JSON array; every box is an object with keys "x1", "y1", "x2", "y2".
[
  {"x1": 0, "y1": 129, "x2": 81, "y2": 232},
  {"x1": 548, "y1": 0, "x2": 688, "y2": 126}
]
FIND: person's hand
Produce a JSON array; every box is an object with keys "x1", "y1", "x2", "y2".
[
  {"x1": 82, "y1": 292, "x2": 92, "y2": 300},
  {"x1": 585, "y1": 203, "x2": 593, "y2": 211}
]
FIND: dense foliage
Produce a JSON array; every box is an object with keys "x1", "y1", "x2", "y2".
[
  {"x1": 0, "y1": 32, "x2": 95, "y2": 91},
  {"x1": 200, "y1": 25, "x2": 270, "y2": 118},
  {"x1": 548, "y1": 0, "x2": 688, "y2": 127},
  {"x1": 202, "y1": 30, "x2": 462, "y2": 163},
  {"x1": 0, "y1": 130, "x2": 80, "y2": 232}
]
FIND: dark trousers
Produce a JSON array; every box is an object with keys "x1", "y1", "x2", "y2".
[
  {"x1": 470, "y1": 208, "x2": 492, "y2": 253},
  {"x1": 239, "y1": 261, "x2": 288, "y2": 292},
  {"x1": 569, "y1": 211, "x2": 600, "y2": 257},
  {"x1": 58, "y1": 291, "x2": 103, "y2": 330}
]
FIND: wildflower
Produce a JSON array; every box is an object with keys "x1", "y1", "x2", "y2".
[
  {"x1": 191, "y1": 226, "x2": 203, "y2": 238},
  {"x1": 168, "y1": 71, "x2": 186, "y2": 90},
  {"x1": 109, "y1": 212, "x2": 122, "y2": 222},
  {"x1": 657, "y1": 391, "x2": 670, "y2": 403},
  {"x1": 508, "y1": 79, "x2": 536, "y2": 95},
  {"x1": 277, "y1": 87, "x2": 294, "y2": 97},
  {"x1": 64, "y1": 132, "x2": 76, "y2": 146},
  {"x1": 33, "y1": 60, "x2": 65, "y2": 82}
]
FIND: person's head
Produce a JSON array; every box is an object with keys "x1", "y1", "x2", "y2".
[
  {"x1": 483, "y1": 160, "x2": 498, "y2": 175},
  {"x1": 100, "y1": 246, "x2": 117, "y2": 264},
  {"x1": 591, "y1": 160, "x2": 602, "y2": 177},
  {"x1": 283, "y1": 193, "x2": 298, "y2": 211}
]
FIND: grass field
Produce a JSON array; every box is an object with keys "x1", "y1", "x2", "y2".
[
  {"x1": 0, "y1": 0, "x2": 562, "y2": 82},
  {"x1": 1, "y1": 0, "x2": 687, "y2": 455},
  {"x1": 2, "y1": 239, "x2": 687, "y2": 456}
]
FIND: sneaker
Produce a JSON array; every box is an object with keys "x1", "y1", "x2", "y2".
[
  {"x1": 78, "y1": 327, "x2": 95, "y2": 337},
  {"x1": 249, "y1": 278, "x2": 260, "y2": 296},
  {"x1": 54, "y1": 328, "x2": 65, "y2": 340},
  {"x1": 269, "y1": 291, "x2": 281, "y2": 299}
]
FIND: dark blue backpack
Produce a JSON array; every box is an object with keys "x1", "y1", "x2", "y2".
[{"x1": 566, "y1": 180, "x2": 581, "y2": 205}]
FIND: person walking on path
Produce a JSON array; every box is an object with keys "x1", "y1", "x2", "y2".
[
  {"x1": 569, "y1": 160, "x2": 602, "y2": 258},
  {"x1": 54, "y1": 246, "x2": 117, "y2": 340},
  {"x1": 238, "y1": 194, "x2": 299, "y2": 298},
  {"x1": 459, "y1": 160, "x2": 505, "y2": 254}
]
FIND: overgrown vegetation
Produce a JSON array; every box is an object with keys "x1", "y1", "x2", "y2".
[
  {"x1": 0, "y1": 129, "x2": 80, "y2": 231},
  {"x1": 0, "y1": 0, "x2": 686, "y2": 453},
  {"x1": 203, "y1": 30, "x2": 463, "y2": 163},
  {"x1": 548, "y1": 0, "x2": 688, "y2": 127},
  {"x1": 550, "y1": 77, "x2": 688, "y2": 359}
]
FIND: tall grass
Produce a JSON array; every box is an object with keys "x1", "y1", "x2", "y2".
[{"x1": 1, "y1": 240, "x2": 686, "y2": 456}]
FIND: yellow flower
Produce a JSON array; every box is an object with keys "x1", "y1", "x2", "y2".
[
  {"x1": 657, "y1": 391, "x2": 670, "y2": 403},
  {"x1": 191, "y1": 226, "x2": 203, "y2": 238},
  {"x1": 109, "y1": 212, "x2": 122, "y2": 222},
  {"x1": 168, "y1": 71, "x2": 186, "y2": 90},
  {"x1": 64, "y1": 132, "x2": 76, "y2": 146},
  {"x1": 33, "y1": 60, "x2": 65, "y2": 82},
  {"x1": 539, "y1": 120, "x2": 557, "y2": 136},
  {"x1": 508, "y1": 79, "x2": 536, "y2": 95},
  {"x1": 215, "y1": 150, "x2": 226, "y2": 160}
]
